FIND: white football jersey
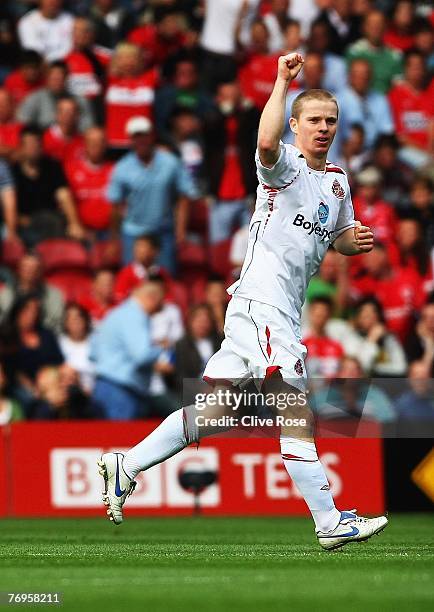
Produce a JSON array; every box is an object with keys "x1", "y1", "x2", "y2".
[{"x1": 227, "y1": 143, "x2": 355, "y2": 339}]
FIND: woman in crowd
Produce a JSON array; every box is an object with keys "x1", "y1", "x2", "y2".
[{"x1": 59, "y1": 303, "x2": 95, "y2": 394}]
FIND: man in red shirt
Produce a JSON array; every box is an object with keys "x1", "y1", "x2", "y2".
[
  {"x1": 43, "y1": 96, "x2": 85, "y2": 166},
  {"x1": 303, "y1": 297, "x2": 344, "y2": 381},
  {"x1": 65, "y1": 17, "x2": 111, "y2": 124},
  {"x1": 65, "y1": 127, "x2": 113, "y2": 236},
  {"x1": 0, "y1": 89, "x2": 22, "y2": 161},
  {"x1": 127, "y1": 8, "x2": 185, "y2": 69},
  {"x1": 4, "y1": 50, "x2": 45, "y2": 106},
  {"x1": 77, "y1": 268, "x2": 116, "y2": 324},
  {"x1": 114, "y1": 234, "x2": 171, "y2": 302},
  {"x1": 203, "y1": 82, "x2": 259, "y2": 243},
  {"x1": 389, "y1": 50, "x2": 434, "y2": 152},
  {"x1": 350, "y1": 242, "x2": 426, "y2": 341},
  {"x1": 105, "y1": 42, "x2": 158, "y2": 149}
]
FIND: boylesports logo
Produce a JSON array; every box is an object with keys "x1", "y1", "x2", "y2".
[{"x1": 292, "y1": 213, "x2": 334, "y2": 241}]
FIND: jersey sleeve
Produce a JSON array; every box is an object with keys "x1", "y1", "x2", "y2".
[
  {"x1": 332, "y1": 179, "x2": 355, "y2": 241},
  {"x1": 255, "y1": 143, "x2": 299, "y2": 188}
]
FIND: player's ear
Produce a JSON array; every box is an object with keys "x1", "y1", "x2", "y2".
[{"x1": 289, "y1": 117, "x2": 298, "y2": 134}]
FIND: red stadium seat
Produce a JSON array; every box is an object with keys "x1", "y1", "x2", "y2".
[
  {"x1": 46, "y1": 270, "x2": 93, "y2": 302},
  {"x1": 166, "y1": 279, "x2": 189, "y2": 317},
  {"x1": 209, "y1": 239, "x2": 232, "y2": 278},
  {"x1": 89, "y1": 240, "x2": 122, "y2": 271},
  {"x1": 2, "y1": 237, "x2": 26, "y2": 269},
  {"x1": 188, "y1": 199, "x2": 209, "y2": 241},
  {"x1": 36, "y1": 239, "x2": 89, "y2": 273},
  {"x1": 177, "y1": 241, "x2": 208, "y2": 268}
]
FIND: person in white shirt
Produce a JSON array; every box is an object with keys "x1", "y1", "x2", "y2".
[
  {"x1": 100, "y1": 53, "x2": 388, "y2": 551},
  {"x1": 18, "y1": 0, "x2": 74, "y2": 62},
  {"x1": 59, "y1": 303, "x2": 94, "y2": 394}
]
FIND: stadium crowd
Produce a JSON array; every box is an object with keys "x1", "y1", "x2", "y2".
[{"x1": 0, "y1": 0, "x2": 433, "y2": 423}]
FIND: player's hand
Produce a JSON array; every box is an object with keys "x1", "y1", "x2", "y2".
[
  {"x1": 354, "y1": 220, "x2": 374, "y2": 253},
  {"x1": 277, "y1": 53, "x2": 304, "y2": 82}
]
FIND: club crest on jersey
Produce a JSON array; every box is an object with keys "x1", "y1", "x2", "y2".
[
  {"x1": 294, "y1": 359, "x2": 304, "y2": 376},
  {"x1": 318, "y1": 202, "x2": 329, "y2": 225},
  {"x1": 332, "y1": 178, "x2": 345, "y2": 199}
]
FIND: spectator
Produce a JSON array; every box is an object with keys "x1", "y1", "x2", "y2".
[
  {"x1": 4, "y1": 50, "x2": 45, "y2": 106},
  {"x1": 346, "y1": 9, "x2": 403, "y2": 94},
  {"x1": 311, "y1": 355, "x2": 396, "y2": 423},
  {"x1": 204, "y1": 275, "x2": 228, "y2": 335},
  {"x1": 104, "y1": 43, "x2": 158, "y2": 149},
  {"x1": 395, "y1": 360, "x2": 434, "y2": 422},
  {"x1": 350, "y1": 242, "x2": 425, "y2": 341},
  {"x1": 307, "y1": 19, "x2": 348, "y2": 94},
  {"x1": 108, "y1": 116, "x2": 196, "y2": 270},
  {"x1": 17, "y1": 0, "x2": 74, "y2": 62},
  {"x1": 337, "y1": 58, "x2": 394, "y2": 148},
  {"x1": 262, "y1": 1, "x2": 290, "y2": 53},
  {"x1": 339, "y1": 297, "x2": 407, "y2": 377},
  {"x1": 337, "y1": 123, "x2": 369, "y2": 175},
  {"x1": 200, "y1": 0, "x2": 259, "y2": 91},
  {"x1": 17, "y1": 60, "x2": 94, "y2": 131},
  {"x1": 65, "y1": 16, "x2": 111, "y2": 124},
  {"x1": 384, "y1": 0, "x2": 415, "y2": 52},
  {"x1": 31, "y1": 364, "x2": 92, "y2": 419},
  {"x1": 352, "y1": 166, "x2": 397, "y2": 247},
  {"x1": 404, "y1": 300, "x2": 434, "y2": 377},
  {"x1": 303, "y1": 297, "x2": 344, "y2": 380},
  {"x1": 114, "y1": 234, "x2": 169, "y2": 302},
  {"x1": 154, "y1": 59, "x2": 214, "y2": 141},
  {"x1": 203, "y1": 82, "x2": 259, "y2": 244},
  {"x1": 0, "y1": 159, "x2": 18, "y2": 241},
  {"x1": 0, "y1": 361, "x2": 24, "y2": 424},
  {"x1": 0, "y1": 89, "x2": 23, "y2": 161},
  {"x1": 388, "y1": 50, "x2": 434, "y2": 165},
  {"x1": 89, "y1": 0, "x2": 139, "y2": 50},
  {"x1": 0, "y1": 5, "x2": 20, "y2": 80},
  {"x1": 12, "y1": 126, "x2": 85, "y2": 244},
  {"x1": 370, "y1": 134, "x2": 414, "y2": 208},
  {"x1": 175, "y1": 303, "x2": 223, "y2": 393},
  {"x1": 396, "y1": 217, "x2": 431, "y2": 283},
  {"x1": 0, "y1": 252, "x2": 64, "y2": 333},
  {"x1": 238, "y1": 19, "x2": 280, "y2": 111},
  {"x1": 7, "y1": 294, "x2": 64, "y2": 398},
  {"x1": 167, "y1": 107, "x2": 205, "y2": 195},
  {"x1": 413, "y1": 18, "x2": 434, "y2": 76},
  {"x1": 128, "y1": 7, "x2": 186, "y2": 69},
  {"x1": 148, "y1": 275, "x2": 184, "y2": 415},
  {"x1": 316, "y1": 0, "x2": 361, "y2": 56},
  {"x1": 403, "y1": 178, "x2": 434, "y2": 250},
  {"x1": 91, "y1": 281, "x2": 163, "y2": 419},
  {"x1": 76, "y1": 268, "x2": 115, "y2": 324},
  {"x1": 59, "y1": 302, "x2": 94, "y2": 393},
  {"x1": 65, "y1": 127, "x2": 114, "y2": 237},
  {"x1": 42, "y1": 96, "x2": 85, "y2": 166}
]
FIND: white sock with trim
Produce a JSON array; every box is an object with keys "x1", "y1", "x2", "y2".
[
  {"x1": 280, "y1": 436, "x2": 340, "y2": 533},
  {"x1": 123, "y1": 409, "x2": 187, "y2": 479}
]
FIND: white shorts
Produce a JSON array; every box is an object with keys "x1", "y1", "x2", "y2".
[{"x1": 203, "y1": 296, "x2": 307, "y2": 392}]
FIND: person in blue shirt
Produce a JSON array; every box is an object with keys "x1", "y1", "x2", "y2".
[
  {"x1": 107, "y1": 115, "x2": 197, "y2": 274},
  {"x1": 337, "y1": 58, "x2": 394, "y2": 149},
  {"x1": 395, "y1": 360, "x2": 434, "y2": 422},
  {"x1": 90, "y1": 281, "x2": 163, "y2": 420}
]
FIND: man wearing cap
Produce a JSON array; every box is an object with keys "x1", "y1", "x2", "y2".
[{"x1": 107, "y1": 116, "x2": 197, "y2": 273}]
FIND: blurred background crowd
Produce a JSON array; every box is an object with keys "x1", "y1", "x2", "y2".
[{"x1": 0, "y1": 0, "x2": 433, "y2": 424}]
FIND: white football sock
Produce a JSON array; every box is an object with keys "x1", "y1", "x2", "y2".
[
  {"x1": 280, "y1": 437, "x2": 341, "y2": 533},
  {"x1": 123, "y1": 409, "x2": 187, "y2": 479}
]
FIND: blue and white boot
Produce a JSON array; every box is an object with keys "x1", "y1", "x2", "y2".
[
  {"x1": 98, "y1": 452, "x2": 136, "y2": 525},
  {"x1": 317, "y1": 510, "x2": 388, "y2": 551}
]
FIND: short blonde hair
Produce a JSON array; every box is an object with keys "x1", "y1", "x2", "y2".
[{"x1": 291, "y1": 89, "x2": 339, "y2": 120}]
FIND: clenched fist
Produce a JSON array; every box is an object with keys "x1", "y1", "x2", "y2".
[
  {"x1": 354, "y1": 220, "x2": 374, "y2": 253},
  {"x1": 277, "y1": 53, "x2": 304, "y2": 82}
]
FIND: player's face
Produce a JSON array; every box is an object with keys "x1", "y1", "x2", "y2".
[{"x1": 292, "y1": 99, "x2": 338, "y2": 158}]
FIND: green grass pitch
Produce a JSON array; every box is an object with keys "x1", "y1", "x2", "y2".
[{"x1": 0, "y1": 515, "x2": 433, "y2": 612}]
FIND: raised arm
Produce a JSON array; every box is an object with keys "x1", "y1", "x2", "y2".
[{"x1": 257, "y1": 53, "x2": 304, "y2": 168}]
